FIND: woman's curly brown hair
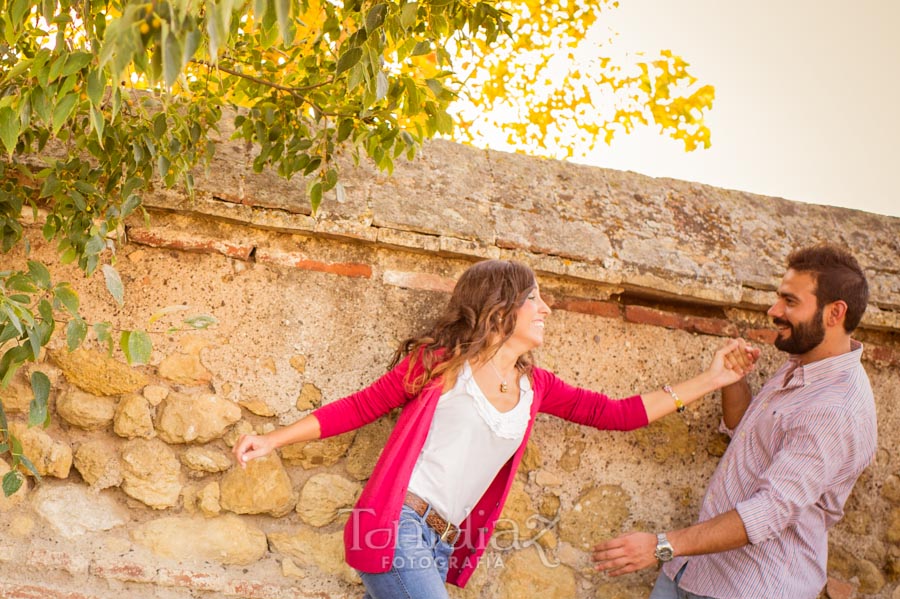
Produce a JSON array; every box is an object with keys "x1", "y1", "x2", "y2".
[{"x1": 390, "y1": 260, "x2": 538, "y2": 394}]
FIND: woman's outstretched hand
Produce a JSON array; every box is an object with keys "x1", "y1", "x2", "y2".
[
  {"x1": 707, "y1": 338, "x2": 760, "y2": 388},
  {"x1": 232, "y1": 433, "x2": 275, "y2": 468}
]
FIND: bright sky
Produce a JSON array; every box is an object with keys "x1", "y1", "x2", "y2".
[{"x1": 578, "y1": 0, "x2": 900, "y2": 219}]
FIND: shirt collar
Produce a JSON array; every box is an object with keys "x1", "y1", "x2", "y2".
[{"x1": 780, "y1": 340, "x2": 863, "y2": 389}]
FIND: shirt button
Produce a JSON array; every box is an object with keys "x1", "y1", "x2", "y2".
[{"x1": 741, "y1": 431, "x2": 746, "y2": 438}]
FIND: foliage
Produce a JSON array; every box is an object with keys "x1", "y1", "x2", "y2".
[
  {"x1": 453, "y1": 0, "x2": 715, "y2": 158},
  {"x1": 0, "y1": 0, "x2": 713, "y2": 495}
]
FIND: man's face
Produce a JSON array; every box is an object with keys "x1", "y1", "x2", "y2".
[{"x1": 767, "y1": 269, "x2": 826, "y2": 355}]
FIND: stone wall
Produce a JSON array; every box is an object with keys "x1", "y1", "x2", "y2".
[{"x1": 1, "y1": 136, "x2": 899, "y2": 599}]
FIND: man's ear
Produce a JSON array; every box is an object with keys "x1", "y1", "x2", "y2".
[{"x1": 826, "y1": 301, "x2": 848, "y2": 328}]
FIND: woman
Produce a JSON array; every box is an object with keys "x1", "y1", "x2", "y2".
[{"x1": 233, "y1": 260, "x2": 753, "y2": 598}]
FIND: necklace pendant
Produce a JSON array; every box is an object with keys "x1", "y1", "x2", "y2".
[{"x1": 500, "y1": 381, "x2": 509, "y2": 393}]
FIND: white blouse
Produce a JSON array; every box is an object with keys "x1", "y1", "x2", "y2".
[{"x1": 407, "y1": 362, "x2": 533, "y2": 525}]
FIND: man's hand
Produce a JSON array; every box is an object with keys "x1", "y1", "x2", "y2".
[
  {"x1": 723, "y1": 339, "x2": 760, "y2": 377},
  {"x1": 707, "y1": 338, "x2": 760, "y2": 388},
  {"x1": 592, "y1": 531, "x2": 659, "y2": 576}
]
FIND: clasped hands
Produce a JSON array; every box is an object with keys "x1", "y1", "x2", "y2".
[{"x1": 593, "y1": 338, "x2": 759, "y2": 576}]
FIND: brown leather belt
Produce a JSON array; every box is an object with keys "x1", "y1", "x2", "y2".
[{"x1": 404, "y1": 492, "x2": 460, "y2": 545}]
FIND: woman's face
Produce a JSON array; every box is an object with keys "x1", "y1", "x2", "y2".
[{"x1": 508, "y1": 284, "x2": 551, "y2": 351}]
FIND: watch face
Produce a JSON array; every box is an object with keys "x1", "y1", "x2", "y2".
[{"x1": 655, "y1": 546, "x2": 674, "y2": 562}]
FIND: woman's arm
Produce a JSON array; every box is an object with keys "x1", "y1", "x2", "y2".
[
  {"x1": 641, "y1": 338, "x2": 758, "y2": 423},
  {"x1": 232, "y1": 352, "x2": 420, "y2": 466},
  {"x1": 233, "y1": 413, "x2": 321, "y2": 466},
  {"x1": 539, "y1": 338, "x2": 758, "y2": 429}
]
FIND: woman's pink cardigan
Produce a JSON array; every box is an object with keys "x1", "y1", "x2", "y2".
[{"x1": 312, "y1": 354, "x2": 648, "y2": 588}]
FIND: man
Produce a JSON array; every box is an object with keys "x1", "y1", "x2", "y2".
[{"x1": 592, "y1": 243, "x2": 877, "y2": 599}]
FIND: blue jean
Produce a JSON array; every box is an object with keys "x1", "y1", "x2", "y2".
[
  {"x1": 649, "y1": 563, "x2": 717, "y2": 599},
  {"x1": 359, "y1": 505, "x2": 455, "y2": 599}
]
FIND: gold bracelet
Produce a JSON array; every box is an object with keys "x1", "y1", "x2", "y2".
[{"x1": 663, "y1": 384, "x2": 685, "y2": 413}]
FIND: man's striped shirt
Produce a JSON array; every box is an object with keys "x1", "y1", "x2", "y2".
[{"x1": 663, "y1": 341, "x2": 877, "y2": 599}]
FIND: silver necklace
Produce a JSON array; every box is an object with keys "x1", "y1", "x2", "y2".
[{"x1": 488, "y1": 359, "x2": 512, "y2": 393}]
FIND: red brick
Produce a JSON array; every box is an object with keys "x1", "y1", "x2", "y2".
[
  {"x1": 0, "y1": 583, "x2": 103, "y2": 599},
  {"x1": 683, "y1": 316, "x2": 739, "y2": 338},
  {"x1": 382, "y1": 270, "x2": 455, "y2": 293},
  {"x1": 255, "y1": 249, "x2": 372, "y2": 278},
  {"x1": 292, "y1": 259, "x2": 372, "y2": 278},
  {"x1": 865, "y1": 344, "x2": 900, "y2": 367},
  {"x1": 89, "y1": 559, "x2": 155, "y2": 583},
  {"x1": 224, "y1": 579, "x2": 304, "y2": 599},
  {"x1": 26, "y1": 548, "x2": 88, "y2": 575},
  {"x1": 744, "y1": 328, "x2": 777, "y2": 345},
  {"x1": 128, "y1": 227, "x2": 254, "y2": 260},
  {"x1": 157, "y1": 568, "x2": 225, "y2": 591},
  {"x1": 551, "y1": 297, "x2": 622, "y2": 319},
  {"x1": 624, "y1": 305, "x2": 685, "y2": 330}
]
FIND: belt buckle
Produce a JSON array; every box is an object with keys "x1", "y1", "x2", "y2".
[{"x1": 440, "y1": 521, "x2": 455, "y2": 543}]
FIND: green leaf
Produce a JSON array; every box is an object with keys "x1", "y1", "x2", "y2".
[
  {"x1": 101, "y1": 264, "x2": 124, "y2": 306},
  {"x1": 411, "y1": 40, "x2": 431, "y2": 56},
  {"x1": 85, "y1": 234, "x2": 106, "y2": 256},
  {"x1": 3, "y1": 305, "x2": 23, "y2": 334},
  {"x1": 6, "y1": 273, "x2": 37, "y2": 293},
  {"x1": 336, "y1": 47, "x2": 363, "y2": 75},
  {"x1": 28, "y1": 371, "x2": 50, "y2": 428},
  {"x1": 66, "y1": 317, "x2": 88, "y2": 351},
  {"x1": 121, "y1": 193, "x2": 141, "y2": 217},
  {"x1": 16, "y1": 453, "x2": 41, "y2": 480},
  {"x1": 183, "y1": 314, "x2": 218, "y2": 329},
  {"x1": 426, "y1": 78, "x2": 443, "y2": 97},
  {"x1": 54, "y1": 284, "x2": 80, "y2": 315},
  {"x1": 60, "y1": 246, "x2": 77, "y2": 265},
  {"x1": 0, "y1": 322, "x2": 17, "y2": 345},
  {"x1": 26, "y1": 326, "x2": 41, "y2": 361},
  {"x1": 323, "y1": 167, "x2": 338, "y2": 192},
  {"x1": 308, "y1": 181, "x2": 323, "y2": 213},
  {"x1": 275, "y1": 0, "x2": 293, "y2": 44},
  {"x1": 0, "y1": 390, "x2": 8, "y2": 432},
  {"x1": 86, "y1": 69, "x2": 104, "y2": 107},
  {"x1": 366, "y1": 3, "x2": 388, "y2": 32},
  {"x1": 2, "y1": 471, "x2": 23, "y2": 497},
  {"x1": 3, "y1": 55, "x2": 34, "y2": 82},
  {"x1": 184, "y1": 29, "x2": 201, "y2": 63},
  {"x1": 337, "y1": 118, "x2": 354, "y2": 143},
  {"x1": 0, "y1": 106, "x2": 20, "y2": 155},
  {"x1": 149, "y1": 305, "x2": 189, "y2": 324},
  {"x1": 162, "y1": 29, "x2": 183, "y2": 88},
  {"x1": 0, "y1": 345, "x2": 29, "y2": 387},
  {"x1": 400, "y1": 2, "x2": 417, "y2": 29},
  {"x1": 120, "y1": 330, "x2": 152, "y2": 365},
  {"x1": 11, "y1": 0, "x2": 29, "y2": 28},
  {"x1": 93, "y1": 322, "x2": 112, "y2": 352},
  {"x1": 89, "y1": 106, "x2": 105, "y2": 141},
  {"x1": 254, "y1": 0, "x2": 268, "y2": 21},
  {"x1": 27, "y1": 261, "x2": 52, "y2": 289},
  {"x1": 60, "y1": 52, "x2": 92, "y2": 77},
  {"x1": 375, "y1": 71, "x2": 388, "y2": 101},
  {"x1": 153, "y1": 113, "x2": 168, "y2": 138},
  {"x1": 51, "y1": 93, "x2": 78, "y2": 134}
]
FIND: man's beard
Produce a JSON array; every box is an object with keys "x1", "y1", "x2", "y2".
[{"x1": 773, "y1": 306, "x2": 826, "y2": 355}]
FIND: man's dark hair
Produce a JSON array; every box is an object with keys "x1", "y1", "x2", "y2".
[{"x1": 787, "y1": 243, "x2": 869, "y2": 332}]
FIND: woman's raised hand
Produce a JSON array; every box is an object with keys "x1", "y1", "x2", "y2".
[
  {"x1": 232, "y1": 433, "x2": 275, "y2": 468},
  {"x1": 708, "y1": 338, "x2": 760, "y2": 387}
]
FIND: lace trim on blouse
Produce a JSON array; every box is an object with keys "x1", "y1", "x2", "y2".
[{"x1": 461, "y1": 362, "x2": 533, "y2": 440}]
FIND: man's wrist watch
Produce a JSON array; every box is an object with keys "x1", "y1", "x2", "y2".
[{"x1": 654, "y1": 532, "x2": 675, "y2": 562}]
